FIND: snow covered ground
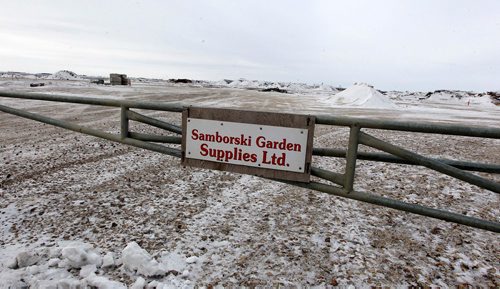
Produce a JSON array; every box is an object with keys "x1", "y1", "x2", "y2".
[{"x1": 0, "y1": 77, "x2": 499, "y2": 287}]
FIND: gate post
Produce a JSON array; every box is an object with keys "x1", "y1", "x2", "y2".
[
  {"x1": 121, "y1": 106, "x2": 129, "y2": 139},
  {"x1": 344, "y1": 124, "x2": 360, "y2": 192}
]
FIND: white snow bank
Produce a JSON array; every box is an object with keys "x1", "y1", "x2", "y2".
[
  {"x1": 208, "y1": 78, "x2": 340, "y2": 95},
  {"x1": 79, "y1": 264, "x2": 97, "y2": 278},
  {"x1": 102, "y1": 252, "x2": 115, "y2": 268},
  {"x1": 422, "y1": 91, "x2": 496, "y2": 108},
  {"x1": 130, "y1": 277, "x2": 147, "y2": 289},
  {"x1": 0, "y1": 72, "x2": 38, "y2": 79},
  {"x1": 0, "y1": 241, "x2": 194, "y2": 287},
  {"x1": 86, "y1": 273, "x2": 127, "y2": 289},
  {"x1": 186, "y1": 256, "x2": 199, "y2": 264},
  {"x1": 159, "y1": 252, "x2": 187, "y2": 272},
  {"x1": 46, "y1": 70, "x2": 82, "y2": 80},
  {"x1": 122, "y1": 242, "x2": 167, "y2": 277},
  {"x1": 32, "y1": 278, "x2": 85, "y2": 289},
  {"x1": 60, "y1": 242, "x2": 102, "y2": 268},
  {"x1": 325, "y1": 83, "x2": 397, "y2": 109},
  {"x1": 463, "y1": 96, "x2": 496, "y2": 107},
  {"x1": 12, "y1": 251, "x2": 40, "y2": 268}
]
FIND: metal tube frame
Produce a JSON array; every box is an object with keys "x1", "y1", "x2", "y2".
[
  {"x1": 344, "y1": 125, "x2": 360, "y2": 192},
  {"x1": 126, "y1": 110, "x2": 182, "y2": 134},
  {"x1": 1, "y1": 91, "x2": 499, "y2": 233},
  {"x1": 312, "y1": 148, "x2": 500, "y2": 174},
  {"x1": 358, "y1": 132, "x2": 500, "y2": 194},
  {"x1": 120, "y1": 106, "x2": 129, "y2": 139}
]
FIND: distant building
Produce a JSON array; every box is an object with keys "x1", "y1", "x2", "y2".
[{"x1": 110, "y1": 73, "x2": 130, "y2": 85}]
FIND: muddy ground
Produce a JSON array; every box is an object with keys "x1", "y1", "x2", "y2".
[{"x1": 0, "y1": 80, "x2": 499, "y2": 287}]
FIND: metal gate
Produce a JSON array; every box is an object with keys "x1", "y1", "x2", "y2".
[{"x1": 1, "y1": 91, "x2": 499, "y2": 233}]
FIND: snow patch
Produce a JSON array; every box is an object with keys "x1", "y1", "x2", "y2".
[
  {"x1": 79, "y1": 264, "x2": 97, "y2": 278},
  {"x1": 85, "y1": 273, "x2": 127, "y2": 289},
  {"x1": 122, "y1": 242, "x2": 167, "y2": 277},
  {"x1": 160, "y1": 252, "x2": 187, "y2": 272},
  {"x1": 102, "y1": 252, "x2": 115, "y2": 268},
  {"x1": 421, "y1": 90, "x2": 495, "y2": 106},
  {"x1": 186, "y1": 256, "x2": 199, "y2": 264},
  {"x1": 60, "y1": 242, "x2": 102, "y2": 268},
  {"x1": 32, "y1": 278, "x2": 84, "y2": 289},
  {"x1": 130, "y1": 277, "x2": 147, "y2": 289}
]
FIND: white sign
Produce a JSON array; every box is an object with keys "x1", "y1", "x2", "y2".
[{"x1": 185, "y1": 118, "x2": 309, "y2": 172}]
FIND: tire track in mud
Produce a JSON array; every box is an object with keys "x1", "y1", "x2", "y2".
[
  {"x1": 0, "y1": 131, "x2": 74, "y2": 151},
  {"x1": 0, "y1": 147, "x2": 133, "y2": 189}
]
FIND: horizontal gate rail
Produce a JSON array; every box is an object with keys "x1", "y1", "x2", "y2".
[
  {"x1": 315, "y1": 115, "x2": 500, "y2": 139},
  {"x1": 128, "y1": 132, "x2": 182, "y2": 144},
  {"x1": 358, "y1": 132, "x2": 500, "y2": 194},
  {"x1": 1, "y1": 91, "x2": 499, "y2": 233},
  {"x1": 127, "y1": 110, "x2": 182, "y2": 134},
  {"x1": 311, "y1": 167, "x2": 345, "y2": 186},
  {"x1": 0, "y1": 102, "x2": 182, "y2": 158},
  {"x1": 0, "y1": 91, "x2": 184, "y2": 112},
  {"x1": 312, "y1": 148, "x2": 500, "y2": 173}
]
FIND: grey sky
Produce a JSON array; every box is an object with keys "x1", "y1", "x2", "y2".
[{"x1": 1, "y1": 0, "x2": 499, "y2": 91}]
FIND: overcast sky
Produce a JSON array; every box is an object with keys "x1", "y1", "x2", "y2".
[{"x1": 1, "y1": 0, "x2": 499, "y2": 91}]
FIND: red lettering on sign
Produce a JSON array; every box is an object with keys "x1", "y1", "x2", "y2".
[
  {"x1": 200, "y1": 143, "x2": 208, "y2": 156},
  {"x1": 256, "y1": 136, "x2": 301, "y2": 152},
  {"x1": 192, "y1": 129, "x2": 199, "y2": 140},
  {"x1": 192, "y1": 131, "x2": 251, "y2": 146},
  {"x1": 198, "y1": 143, "x2": 258, "y2": 163},
  {"x1": 262, "y1": 151, "x2": 287, "y2": 166}
]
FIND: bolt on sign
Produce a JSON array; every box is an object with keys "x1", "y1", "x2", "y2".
[{"x1": 181, "y1": 107, "x2": 315, "y2": 182}]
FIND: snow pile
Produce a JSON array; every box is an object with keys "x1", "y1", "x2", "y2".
[
  {"x1": 424, "y1": 90, "x2": 468, "y2": 103},
  {"x1": 0, "y1": 241, "x2": 197, "y2": 288},
  {"x1": 1, "y1": 242, "x2": 119, "y2": 288},
  {"x1": 122, "y1": 242, "x2": 167, "y2": 277},
  {"x1": 207, "y1": 78, "x2": 341, "y2": 95},
  {"x1": 0, "y1": 71, "x2": 38, "y2": 79},
  {"x1": 325, "y1": 83, "x2": 397, "y2": 109},
  {"x1": 463, "y1": 95, "x2": 496, "y2": 107},
  {"x1": 85, "y1": 273, "x2": 127, "y2": 289},
  {"x1": 227, "y1": 78, "x2": 259, "y2": 88},
  {"x1": 423, "y1": 90, "x2": 496, "y2": 108},
  {"x1": 60, "y1": 242, "x2": 102, "y2": 268},
  {"x1": 47, "y1": 70, "x2": 82, "y2": 80}
]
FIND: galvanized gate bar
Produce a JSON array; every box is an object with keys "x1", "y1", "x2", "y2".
[
  {"x1": 0, "y1": 103, "x2": 182, "y2": 158},
  {"x1": 315, "y1": 115, "x2": 500, "y2": 139},
  {"x1": 0, "y1": 91, "x2": 185, "y2": 112},
  {"x1": 311, "y1": 167, "x2": 344, "y2": 186},
  {"x1": 313, "y1": 148, "x2": 500, "y2": 174},
  {"x1": 120, "y1": 106, "x2": 129, "y2": 139},
  {"x1": 358, "y1": 132, "x2": 500, "y2": 194},
  {"x1": 126, "y1": 110, "x2": 182, "y2": 134},
  {"x1": 279, "y1": 180, "x2": 500, "y2": 233},
  {"x1": 344, "y1": 125, "x2": 360, "y2": 192},
  {"x1": 129, "y1": 132, "x2": 182, "y2": 144}
]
